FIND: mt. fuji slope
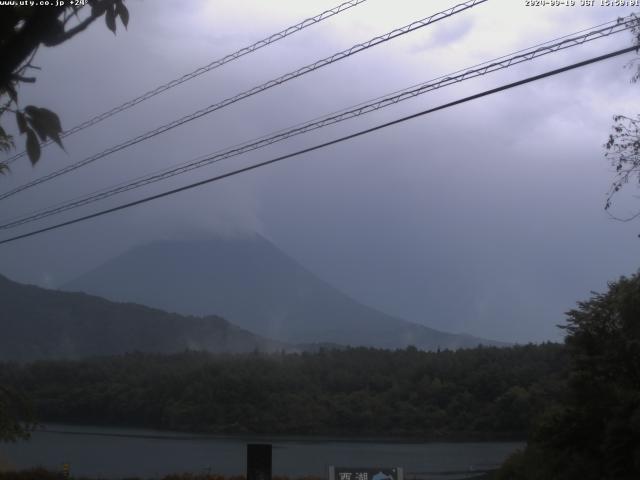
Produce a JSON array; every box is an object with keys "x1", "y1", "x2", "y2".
[{"x1": 64, "y1": 233, "x2": 505, "y2": 350}]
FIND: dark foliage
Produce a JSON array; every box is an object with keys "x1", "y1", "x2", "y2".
[
  {"x1": 0, "y1": 385, "x2": 34, "y2": 442},
  {"x1": 0, "y1": 1, "x2": 130, "y2": 167},
  {"x1": 0, "y1": 344, "x2": 566, "y2": 439},
  {"x1": 604, "y1": 14, "x2": 640, "y2": 221},
  {"x1": 496, "y1": 271, "x2": 640, "y2": 480}
]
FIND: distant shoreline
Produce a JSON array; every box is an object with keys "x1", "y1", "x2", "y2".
[{"x1": 34, "y1": 423, "x2": 526, "y2": 445}]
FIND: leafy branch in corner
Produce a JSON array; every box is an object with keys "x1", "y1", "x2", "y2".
[
  {"x1": 604, "y1": 13, "x2": 640, "y2": 224},
  {"x1": 605, "y1": 114, "x2": 640, "y2": 221},
  {"x1": 0, "y1": 0, "x2": 130, "y2": 444},
  {"x1": 0, "y1": 0, "x2": 130, "y2": 170}
]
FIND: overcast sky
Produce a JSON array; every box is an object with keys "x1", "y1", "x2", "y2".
[{"x1": 1, "y1": 0, "x2": 639, "y2": 343}]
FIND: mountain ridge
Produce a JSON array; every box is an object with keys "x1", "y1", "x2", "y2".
[
  {"x1": 63, "y1": 233, "x2": 505, "y2": 350},
  {"x1": 0, "y1": 273, "x2": 292, "y2": 362}
]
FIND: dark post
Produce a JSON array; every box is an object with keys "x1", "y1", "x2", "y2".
[{"x1": 247, "y1": 443, "x2": 272, "y2": 480}]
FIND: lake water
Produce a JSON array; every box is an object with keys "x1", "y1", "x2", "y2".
[{"x1": 0, "y1": 424, "x2": 523, "y2": 479}]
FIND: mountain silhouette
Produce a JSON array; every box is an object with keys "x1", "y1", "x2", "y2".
[
  {"x1": 63, "y1": 233, "x2": 503, "y2": 350},
  {"x1": 0, "y1": 273, "x2": 289, "y2": 361}
]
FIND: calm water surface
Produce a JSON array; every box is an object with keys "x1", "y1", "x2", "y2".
[{"x1": 0, "y1": 424, "x2": 523, "y2": 479}]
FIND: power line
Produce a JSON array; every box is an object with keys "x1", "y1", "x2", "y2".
[
  {"x1": 3, "y1": 0, "x2": 370, "y2": 166},
  {"x1": 0, "y1": 45, "x2": 634, "y2": 246},
  {"x1": 0, "y1": 17, "x2": 634, "y2": 231},
  {"x1": 0, "y1": 0, "x2": 487, "y2": 202}
]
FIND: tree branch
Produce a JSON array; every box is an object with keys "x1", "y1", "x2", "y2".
[
  {"x1": 10, "y1": 74, "x2": 36, "y2": 83},
  {"x1": 0, "y1": 7, "x2": 66, "y2": 90},
  {"x1": 45, "y1": 9, "x2": 103, "y2": 46}
]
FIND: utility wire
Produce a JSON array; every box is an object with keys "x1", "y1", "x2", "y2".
[
  {"x1": 0, "y1": 17, "x2": 634, "y2": 231},
  {"x1": 0, "y1": 46, "x2": 634, "y2": 246},
  {"x1": 0, "y1": 0, "x2": 487, "y2": 201},
  {"x1": 3, "y1": 0, "x2": 370, "y2": 165}
]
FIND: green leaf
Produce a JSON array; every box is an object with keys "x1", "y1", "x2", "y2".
[
  {"x1": 23, "y1": 105, "x2": 38, "y2": 117},
  {"x1": 25, "y1": 109, "x2": 48, "y2": 142},
  {"x1": 48, "y1": 131, "x2": 64, "y2": 149},
  {"x1": 35, "y1": 107, "x2": 62, "y2": 133},
  {"x1": 115, "y1": 0, "x2": 129, "y2": 29},
  {"x1": 105, "y1": 4, "x2": 117, "y2": 34},
  {"x1": 23, "y1": 106, "x2": 64, "y2": 149},
  {"x1": 0, "y1": 162, "x2": 9, "y2": 175},
  {"x1": 34, "y1": 107, "x2": 63, "y2": 148},
  {"x1": 90, "y1": 0, "x2": 107, "y2": 17},
  {"x1": 25, "y1": 128, "x2": 41, "y2": 165},
  {"x1": 15, "y1": 111, "x2": 28, "y2": 134},
  {"x1": 0, "y1": 125, "x2": 13, "y2": 153}
]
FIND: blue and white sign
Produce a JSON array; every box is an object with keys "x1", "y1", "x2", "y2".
[{"x1": 329, "y1": 466, "x2": 403, "y2": 480}]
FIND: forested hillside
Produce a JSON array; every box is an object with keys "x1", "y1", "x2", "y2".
[
  {"x1": 0, "y1": 344, "x2": 566, "y2": 439},
  {"x1": 0, "y1": 274, "x2": 288, "y2": 361}
]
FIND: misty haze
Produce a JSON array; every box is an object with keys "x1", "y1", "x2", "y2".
[{"x1": 1, "y1": 1, "x2": 639, "y2": 480}]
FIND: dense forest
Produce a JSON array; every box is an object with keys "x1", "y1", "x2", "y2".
[
  {"x1": 2, "y1": 271, "x2": 638, "y2": 480},
  {"x1": 495, "y1": 272, "x2": 640, "y2": 480},
  {"x1": 0, "y1": 343, "x2": 566, "y2": 440}
]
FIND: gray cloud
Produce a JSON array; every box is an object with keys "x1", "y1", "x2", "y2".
[{"x1": 1, "y1": 0, "x2": 639, "y2": 343}]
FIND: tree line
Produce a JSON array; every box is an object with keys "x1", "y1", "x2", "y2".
[
  {"x1": 3, "y1": 270, "x2": 638, "y2": 478},
  {"x1": 0, "y1": 343, "x2": 566, "y2": 440},
  {"x1": 495, "y1": 271, "x2": 640, "y2": 480}
]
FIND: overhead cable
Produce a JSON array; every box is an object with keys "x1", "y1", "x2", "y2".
[
  {"x1": 0, "y1": 17, "x2": 634, "y2": 230},
  {"x1": 3, "y1": 0, "x2": 370, "y2": 165},
  {"x1": 0, "y1": 0, "x2": 487, "y2": 201},
  {"x1": 0, "y1": 45, "x2": 634, "y2": 246}
]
